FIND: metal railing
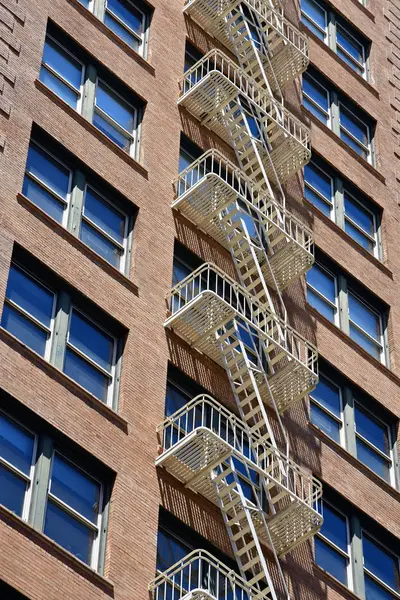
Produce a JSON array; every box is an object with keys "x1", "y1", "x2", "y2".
[
  {"x1": 157, "y1": 394, "x2": 322, "y2": 509},
  {"x1": 149, "y1": 549, "x2": 270, "y2": 600},
  {"x1": 179, "y1": 49, "x2": 310, "y2": 151},
  {"x1": 166, "y1": 263, "x2": 318, "y2": 376}
]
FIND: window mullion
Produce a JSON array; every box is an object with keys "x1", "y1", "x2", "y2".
[
  {"x1": 338, "y1": 274, "x2": 349, "y2": 334},
  {"x1": 350, "y1": 515, "x2": 366, "y2": 598},
  {"x1": 328, "y1": 12, "x2": 337, "y2": 53},
  {"x1": 331, "y1": 91, "x2": 340, "y2": 136},
  {"x1": 50, "y1": 291, "x2": 71, "y2": 371},
  {"x1": 343, "y1": 386, "x2": 357, "y2": 456},
  {"x1": 334, "y1": 176, "x2": 344, "y2": 229},
  {"x1": 29, "y1": 435, "x2": 53, "y2": 532},
  {"x1": 93, "y1": 0, "x2": 105, "y2": 20},
  {"x1": 82, "y1": 64, "x2": 97, "y2": 122},
  {"x1": 68, "y1": 169, "x2": 85, "y2": 237}
]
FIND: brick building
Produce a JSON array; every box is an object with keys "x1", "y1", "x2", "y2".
[{"x1": 0, "y1": 0, "x2": 399, "y2": 598}]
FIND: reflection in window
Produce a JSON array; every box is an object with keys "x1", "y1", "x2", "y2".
[
  {"x1": 348, "y1": 291, "x2": 383, "y2": 360},
  {"x1": 94, "y1": 80, "x2": 136, "y2": 153},
  {"x1": 354, "y1": 404, "x2": 392, "y2": 482},
  {"x1": 40, "y1": 36, "x2": 84, "y2": 109},
  {"x1": 310, "y1": 374, "x2": 342, "y2": 443},
  {"x1": 315, "y1": 500, "x2": 350, "y2": 585},
  {"x1": 306, "y1": 262, "x2": 337, "y2": 323}
]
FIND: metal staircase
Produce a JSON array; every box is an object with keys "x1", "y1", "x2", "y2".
[{"x1": 151, "y1": 1, "x2": 321, "y2": 599}]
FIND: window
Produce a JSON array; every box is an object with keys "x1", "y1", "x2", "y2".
[
  {"x1": 39, "y1": 27, "x2": 142, "y2": 158},
  {"x1": 1, "y1": 258, "x2": 122, "y2": 406},
  {"x1": 310, "y1": 363, "x2": 397, "y2": 486},
  {"x1": 306, "y1": 257, "x2": 387, "y2": 364},
  {"x1": 0, "y1": 412, "x2": 36, "y2": 519},
  {"x1": 314, "y1": 491, "x2": 400, "y2": 597},
  {"x1": 77, "y1": 0, "x2": 150, "y2": 57},
  {"x1": 0, "y1": 405, "x2": 109, "y2": 571},
  {"x1": 362, "y1": 533, "x2": 400, "y2": 600},
  {"x1": 315, "y1": 499, "x2": 351, "y2": 585},
  {"x1": 301, "y1": 0, "x2": 369, "y2": 79},
  {"x1": 22, "y1": 136, "x2": 133, "y2": 273},
  {"x1": 304, "y1": 157, "x2": 381, "y2": 257},
  {"x1": 44, "y1": 454, "x2": 102, "y2": 566},
  {"x1": 306, "y1": 262, "x2": 338, "y2": 323},
  {"x1": 104, "y1": 0, "x2": 146, "y2": 53},
  {"x1": 40, "y1": 36, "x2": 84, "y2": 110},
  {"x1": 310, "y1": 373, "x2": 343, "y2": 443},
  {"x1": 302, "y1": 69, "x2": 374, "y2": 164}
]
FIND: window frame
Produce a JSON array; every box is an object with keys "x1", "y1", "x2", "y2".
[
  {"x1": 40, "y1": 34, "x2": 86, "y2": 112},
  {"x1": 105, "y1": 0, "x2": 147, "y2": 52},
  {"x1": 309, "y1": 371, "x2": 345, "y2": 446},
  {"x1": 361, "y1": 529, "x2": 400, "y2": 599},
  {"x1": 65, "y1": 306, "x2": 118, "y2": 407},
  {"x1": 306, "y1": 261, "x2": 339, "y2": 326},
  {"x1": 302, "y1": 71, "x2": 331, "y2": 127},
  {"x1": 347, "y1": 288, "x2": 384, "y2": 362},
  {"x1": 343, "y1": 188, "x2": 379, "y2": 257},
  {"x1": 336, "y1": 21, "x2": 367, "y2": 78},
  {"x1": 304, "y1": 159, "x2": 335, "y2": 219},
  {"x1": 46, "y1": 450, "x2": 104, "y2": 569},
  {"x1": 301, "y1": 0, "x2": 328, "y2": 42},
  {"x1": 338, "y1": 101, "x2": 372, "y2": 162}
]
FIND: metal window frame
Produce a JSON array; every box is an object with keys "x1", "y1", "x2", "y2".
[
  {"x1": 347, "y1": 288, "x2": 384, "y2": 362},
  {"x1": 304, "y1": 159, "x2": 335, "y2": 219},
  {"x1": 309, "y1": 371, "x2": 345, "y2": 445},
  {"x1": 301, "y1": 0, "x2": 328, "y2": 41},
  {"x1": 336, "y1": 21, "x2": 366, "y2": 78},
  {"x1": 361, "y1": 530, "x2": 400, "y2": 598},
  {"x1": 338, "y1": 101, "x2": 372, "y2": 162},
  {"x1": 306, "y1": 261, "x2": 340, "y2": 326},
  {"x1": 41, "y1": 34, "x2": 86, "y2": 113},
  {"x1": 302, "y1": 71, "x2": 331, "y2": 127},
  {"x1": 104, "y1": 0, "x2": 146, "y2": 49},
  {"x1": 342, "y1": 188, "x2": 379, "y2": 258}
]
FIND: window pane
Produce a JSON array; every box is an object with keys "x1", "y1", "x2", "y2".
[
  {"x1": 104, "y1": 13, "x2": 140, "y2": 51},
  {"x1": 310, "y1": 402, "x2": 341, "y2": 442},
  {"x1": 356, "y1": 438, "x2": 390, "y2": 481},
  {"x1": 165, "y1": 381, "x2": 190, "y2": 416},
  {"x1": 84, "y1": 188, "x2": 125, "y2": 245},
  {"x1": 363, "y1": 534, "x2": 398, "y2": 591},
  {"x1": 340, "y1": 106, "x2": 369, "y2": 145},
  {"x1": 344, "y1": 193, "x2": 375, "y2": 252},
  {"x1": 156, "y1": 528, "x2": 190, "y2": 572},
  {"x1": 179, "y1": 148, "x2": 195, "y2": 173},
  {"x1": 337, "y1": 25, "x2": 364, "y2": 64},
  {"x1": 337, "y1": 47, "x2": 363, "y2": 75},
  {"x1": 0, "y1": 413, "x2": 34, "y2": 475},
  {"x1": 348, "y1": 293, "x2": 380, "y2": 342},
  {"x1": 311, "y1": 375, "x2": 341, "y2": 418},
  {"x1": 1, "y1": 304, "x2": 49, "y2": 356},
  {"x1": 304, "y1": 162, "x2": 332, "y2": 216},
  {"x1": 69, "y1": 311, "x2": 114, "y2": 372},
  {"x1": 303, "y1": 75, "x2": 329, "y2": 114},
  {"x1": 354, "y1": 405, "x2": 389, "y2": 455},
  {"x1": 51, "y1": 455, "x2": 100, "y2": 523},
  {"x1": 307, "y1": 289, "x2": 336, "y2": 322},
  {"x1": 42, "y1": 38, "x2": 82, "y2": 90},
  {"x1": 96, "y1": 82, "x2": 135, "y2": 134},
  {"x1": 315, "y1": 537, "x2": 348, "y2": 584},
  {"x1": 39, "y1": 67, "x2": 80, "y2": 108},
  {"x1": 365, "y1": 575, "x2": 396, "y2": 600},
  {"x1": 172, "y1": 258, "x2": 192, "y2": 286},
  {"x1": 25, "y1": 144, "x2": 70, "y2": 201},
  {"x1": 350, "y1": 324, "x2": 381, "y2": 359},
  {"x1": 80, "y1": 222, "x2": 122, "y2": 268},
  {"x1": 5, "y1": 266, "x2": 54, "y2": 328},
  {"x1": 44, "y1": 500, "x2": 94, "y2": 564},
  {"x1": 307, "y1": 264, "x2": 336, "y2": 303},
  {"x1": 321, "y1": 503, "x2": 348, "y2": 552},
  {"x1": 64, "y1": 349, "x2": 110, "y2": 401},
  {"x1": 22, "y1": 177, "x2": 65, "y2": 223},
  {"x1": 106, "y1": 0, "x2": 143, "y2": 35},
  {"x1": 345, "y1": 220, "x2": 374, "y2": 252},
  {"x1": 93, "y1": 111, "x2": 131, "y2": 151},
  {"x1": 0, "y1": 463, "x2": 27, "y2": 516},
  {"x1": 301, "y1": 0, "x2": 326, "y2": 33}
]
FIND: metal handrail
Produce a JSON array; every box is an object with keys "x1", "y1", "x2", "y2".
[
  {"x1": 166, "y1": 262, "x2": 318, "y2": 374},
  {"x1": 149, "y1": 548, "x2": 270, "y2": 599},
  {"x1": 179, "y1": 49, "x2": 310, "y2": 149},
  {"x1": 157, "y1": 394, "x2": 322, "y2": 508},
  {"x1": 173, "y1": 148, "x2": 314, "y2": 254}
]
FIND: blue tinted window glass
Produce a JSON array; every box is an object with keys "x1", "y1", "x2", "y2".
[
  {"x1": 79, "y1": 0, "x2": 89, "y2": 6},
  {"x1": 354, "y1": 406, "x2": 388, "y2": 455},
  {"x1": 64, "y1": 349, "x2": 109, "y2": 401},
  {"x1": 321, "y1": 503, "x2": 348, "y2": 552},
  {"x1": 106, "y1": 0, "x2": 143, "y2": 35},
  {"x1": 337, "y1": 25, "x2": 364, "y2": 64},
  {"x1": 80, "y1": 222, "x2": 122, "y2": 268},
  {"x1": 356, "y1": 438, "x2": 390, "y2": 481},
  {"x1": 84, "y1": 188, "x2": 125, "y2": 245},
  {"x1": 348, "y1": 293, "x2": 380, "y2": 342},
  {"x1": 365, "y1": 575, "x2": 396, "y2": 600},
  {"x1": 345, "y1": 220, "x2": 374, "y2": 252},
  {"x1": 340, "y1": 106, "x2": 369, "y2": 147},
  {"x1": 307, "y1": 264, "x2": 336, "y2": 303},
  {"x1": 5, "y1": 266, "x2": 54, "y2": 328},
  {"x1": 1, "y1": 305, "x2": 49, "y2": 356},
  {"x1": 93, "y1": 112, "x2": 131, "y2": 150},
  {"x1": 363, "y1": 535, "x2": 397, "y2": 591},
  {"x1": 350, "y1": 324, "x2": 381, "y2": 359},
  {"x1": 315, "y1": 537, "x2": 348, "y2": 584},
  {"x1": 303, "y1": 74, "x2": 329, "y2": 113},
  {"x1": 42, "y1": 38, "x2": 82, "y2": 90},
  {"x1": 25, "y1": 144, "x2": 70, "y2": 201},
  {"x1": 51, "y1": 455, "x2": 100, "y2": 522},
  {"x1": 69, "y1": 311, "x2": 114, "y2": 372},
  {"x1": 96, "y1": 82, "x2": 135, "y2": 133},
  {"x1": 179, "y1": 149, "x2": 194, "y2": 173},
  {"x1": 104, "y1": 13, "x2": 140, "y2": 50},
  {"x1": 310, "y1": 403, "x2": 341, "y2": 442},
  {"x1": 344, "y1": 192, "x2": 375, "y2": 238},
  {"x1": 307, "y1": 289, "x2": 336, "y2": 322},
  {"x1": 39, "y1": 67, "x2": 80, "y2": 108},
  {"x1": 22, "y1": 177, "x2": 65, "y2": 223},
  {"x1": 165, "y1": 381, "x2": 190, "y2": 417},
  {"x1": 304, "y1": 162, "x2": 332, "y2": 215},
  {"x1": 44, "y1": 500, "x2": 94, "y2": 564},
  {"x1": 0, "y1": 413, "x2": 34, "y2": 475},
  {"x1": 302, "y1": 0, "x2": 326, "y2": 32},
  {"x1": 156, "y1": 528, "x2": 190, "y2": 572},
  {"x1": 311, "y1": 375, "x2": 341, "y2": 418},
  {"x1": 0, "y1": 463, "x2": 27, "y2": 516},
  {"x1": 172, "y1": 258, "x2": 192, "y2": 286}
]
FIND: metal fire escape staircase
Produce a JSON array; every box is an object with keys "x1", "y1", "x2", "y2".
[{"x1": 151, "y1": 2, "x2": 321, "y2": 599}]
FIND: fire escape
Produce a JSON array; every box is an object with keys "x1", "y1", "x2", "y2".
[{"x1": 149, "y1": 1, "x2": 322, "y2": 599}]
